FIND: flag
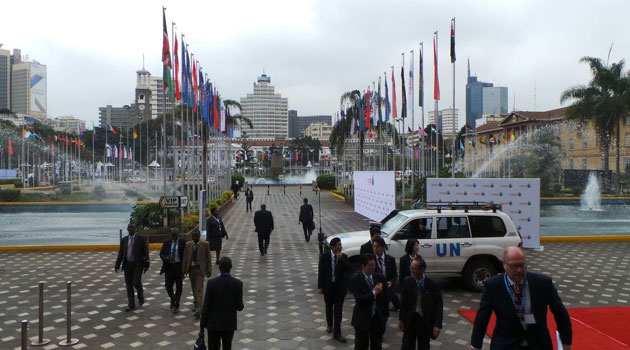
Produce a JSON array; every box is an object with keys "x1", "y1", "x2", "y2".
[
  {"x1": 162, "y1": 8, "x2": 173, "y2": 102},
  {"x1": 22, "y1": 130, "x2": 32, "y2": 139},
  {"x1": 433, "y1": 33, "x2": 440, "y2": 100},
  {"x1": 78, "y1": 124, "x2": 83, "y2": 138},
  {"x1": 377, "y1": 79, "x2": 382, "y2": 125},
  {"x1": 409, "y1": 50, "x2": 414, "y2": 116},
  {"x1": 119, "y1": 146, "x2": 123, "y2": 158},
  {"x1": 489, "y1": 136, "x2": 496, "y2": 144},
  {"x1": 8, "y1": 139, "x2": 13, "y2": 155},
  {"x1": 182, "y1": 35, "x2": 188, "y2": 104},
  {"x1": 401, "y1": 62, "x2": 407, "y2": 119},
  {"x1": 391, "y1": 67, "x2": 397, "y2": 119},
  {"x1": 128, "y1": 149, "x2": 133, "y2": 160},
  {"x1": 107, "y1": 124, "x2": 117, "y2": 134},
  {"x1": 509, "y1": 132, "x2": 515, "y2": 141},
  {"x1": 418, "y1": 126, "x2": 428, "y2": 136},
  {"x1": 186, "y1": 49, "x2": 193, "y2": 106},
  {"x1": 220, "y1": 100, "x2": 226, "y2": 132},
  {"x1": 174, "y1": 33, "x2": 180, "y2": 101},
  {"x1": 213, "y1": 89, "x2": 219, "y2": 130},
  {"x1": 384, "y1": 74, "x2": 391, "y2": 121},
  {"x1": 192, "y1": 59, "x2": 198, "y2": 112},
  {"x1": 465, "y1": 125, "x2": 475, "y2": 134},
  {"x1": 365, "y1": 89, "x2": 371, "y2": 129},
  {"x1": 123, "y1": 147, "x2": 128, "y2": 159},
  {"x1": 133, "y1": 130, "x2": 138, "y2": 139},
  {"x1": 202, "y1": 81, "x2": 210, "y2": 123},
  {"x1": 450, "y1": 18, "x2": 456, "y2": 63},
  {"x1": 419, "y1": 44, "x2": 424, "y2": 107},
  {"x1": 459, "y1": 140, "x2": 464, "y2": 151}
]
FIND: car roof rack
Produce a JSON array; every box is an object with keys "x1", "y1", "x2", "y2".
[{"x1": 413, "y1": 201, "x2": 501, "y2": 213}]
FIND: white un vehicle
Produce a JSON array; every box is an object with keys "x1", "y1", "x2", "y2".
[{"x1": 326, "y1": 202, "x2": 522, "y2": 292}]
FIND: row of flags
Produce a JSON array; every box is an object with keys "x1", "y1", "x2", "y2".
[
  {"x1": 104, "y1": 144, "x2": 133, "y2": 160},
  {"x1": 467, "y1": 133, "x2": 516, "y2": 148}
]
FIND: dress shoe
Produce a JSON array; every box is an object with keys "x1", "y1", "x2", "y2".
[
  {"x1": 169, "y1": 300, "x2": 174, "y2": 311},
  {"x1": 390, "y1": 306, "x2": 399, "y2": 312},
  {"x1": 333, "y1": 334, "x2": 347, "y2": 343},
  {"x1": 138, "y1": 297, "x2": 144, "y2": 307},
  {"x1": 326, "y1": 326, "x2": 332, "y2": 333},
  {"x1": 125, "y1": 305, "x2": 136, "y2": 312},
  {"x1": 172, "y1": 306, "x2": 179, "y2": 314},
  {"x1": 194, "y1": 312, "x2": 200, "y2": 320}
]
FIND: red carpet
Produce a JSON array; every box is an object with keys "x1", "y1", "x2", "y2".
[{"x1": 458, "y1": 306, "x2": 630, "y2": 349}]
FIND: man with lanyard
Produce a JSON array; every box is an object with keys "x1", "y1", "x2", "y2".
[
  {"x1": 399, "y1": 257, "x2": 442, "y2": 349},
  {"x1": 372, "y1": 236, "x2": 401, "y2": 312},
  {"x1": 317, "y1": 237, "x2": 350, "y2": 343},
  {"x1": 115, "y1": 223, "x2": 150, "y2": 312},
  {"x1": 471, "y1": 247, "x2": 572, "y2": 349},
  {"x1": 160, "y1": 228, "x2": 185, "y2": 314}
]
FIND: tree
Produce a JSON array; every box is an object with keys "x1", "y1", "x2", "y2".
[
  {"x1": 223, "y1": 100, "x2": 253, "y2": 132},
  {"x1": 560, "y1": 56, "x2": 630, "y2": 182}
]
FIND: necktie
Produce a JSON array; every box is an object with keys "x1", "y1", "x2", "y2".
[
  {"x1": 128, "y1": 236, "x2": 134, "y2": 257},
  {"x1": 332, "y1": 255, "x2": 337, "y2": 282},
  {"x1": 192, "y1": 244, "x2": 198, "y2": 264},
  {"x1": 367, "y1": 276, "x2": 375, "y2": 316},
  {"x1": 172, "y1": 239, "x2": 177, "y2": 262},
  {"x1": 416, "y1": 280, "x2": 424, "y2": 316},
  {"x1": 513, "y1": 283, "x2": 524, "y2": 320},
  {"x1": 378, "y1": 257, "x2": 384, "y2": 274}
]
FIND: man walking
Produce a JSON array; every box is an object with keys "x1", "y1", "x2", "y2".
[
  {"x1": 245, "y1": 187, "x2": 254, "y2": 212},
  {"x1": 231, "y1": 181, "x2": 240, "y2": 200},
  {"x1": 298, "y1": 197, "x2": 314, "y2": 242},
  {"x1": 199, "y1": 257, "x2": 244, "y2": 350},
  {"x1": 160, "y1": 228, "x2": 185, "y2": 314},
  {"x1": 254, "y1": 204, "x2": 274, "y2": 256},
  {"x1": 360, "y1": 226, "x2": 382, "y2": 255},
  {"x1": 351, "y1": 253, "x2": 389, "y2": 350},
  {"x1": 372, "y1": 237, "x2": 400, "y2": 312},
  {"x1": 206, "y1": 208, "x2": 228, "y2": 264},
  {"x1": 114, "y1": 223, "x2": 150, "y2": 312},
  {"x1": 399, "y1": 257, "x2": 443, "y2": 350},
  {"x1": 183, "y1": 229, "x2": 212, "y2": 319},
  {"x1": 470, "y1": 246, "x2": 572, "y2": 350},
  {"x1": 318, "y1": 237, "x2": 350, "y2": 343}
]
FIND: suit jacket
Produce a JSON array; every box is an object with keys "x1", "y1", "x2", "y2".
[
  {"x1": 200, "y1": 274, "x2": 244, "y2": 332},
  {"x1": 317, "y1": 251, "x2": 350, "y2": 294},
  {"x1": 299, "y1": 203, "x2": 314, "y2": 223},
  {"x1": 359, "y1": 240, "x2": 374, "y2": 255},
  {"x1": 159, "y1": 238, "x2": 186, "y2": 275},
  {"x1": 350, "y1": 271, "x2": 389, "y2": 331},
  {"x1": 182, "y1": 240, "x2": 212, "y2": 277},
  {"x1": 399, "y1": 275, "x2": 443, "y2": 338},
  {"x1": 115, "y1": 234, "x2": 150, "y2": 271},
  {"x1": 374, "y1": 253, "x2": 397, "y2": 284},
  {"x1": 254, "y1": 209, "x2": 274, "y2": 234},
  {"x1": 206, "y1": 216, "x2": 228, "y2": 239},
  {"x1": 399, "y1": 255, "x2": 413, "y2": 287},
  {"x1": 245, "y1": 189, "x2": 254, "y2": 202},
  {"x1": 471, "y1": 272, "x2": 572, "y2": 350}
]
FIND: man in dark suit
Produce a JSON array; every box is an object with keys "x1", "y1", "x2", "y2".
[
  {"x1": 245, "y1": 187, "x2": 254, "y2": 212},
  {"x1": 254, "y1": 204, "x2": 274, "y2": 256},
  {"x1": 360, "y1": 226, "x2": 382, "y2": 255},
  {"x1": 399, "y1": 257, "x2": 443, "y2": 350},
  {"x1": 206, "y1": 208, "x2": 228, "y2": 264},
  {"x1": 470, "y1": 247, "x2": 572, "y2": 350},
  {"x1": 114, "y1": 223, "x2": 150, "y2": 312},
  {"x1": 351, "y1": 253, "x2": 389, "y2": 350},
  {"x1": 159, "y1": 228, "x2": 185, "y2": 314},
  {"x1": 231, "y1": 181, "x2": 240, "y2": 200},
  {"x1": 318, "y1": 237, "x2": 350, "y2": 343},
  {"x1": 199, "y1": 257, "x2": 244, "y2": 350},
  {"x1": 372, "y1": 237, "x2": 400, "y2": 312},
  {"x1": 298, "y1": 197, "x2": 314, "y2": 242}
]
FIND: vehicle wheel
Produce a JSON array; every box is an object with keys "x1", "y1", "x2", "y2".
[{"x1": 464, "y1": 260, "x2": 497, "y2": 292}]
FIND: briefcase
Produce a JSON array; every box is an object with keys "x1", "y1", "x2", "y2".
[
  {"x1": 194, "y1": 336, "x2": 206, "y2": 350},
  {"x1": 310, "y1": 221, "x2": 316, "y2": 231}
]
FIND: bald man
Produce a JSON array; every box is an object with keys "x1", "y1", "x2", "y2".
[{"x1": 470, "y1": 247, "x2": 572, "y2": 350}]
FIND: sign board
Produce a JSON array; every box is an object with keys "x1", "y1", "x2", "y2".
[
  {"x1": 179, "y1": 196, "x2": 189, "y2": 208},
  {"x1": 159, "y1": 196, "x2": 180, "y2": 208},
  {"x1": 353, "y1": 171, "x2": 396, "y2": 222},
  {"x1": 426, "y1": 178, "x2": 540, "y2": 249}
]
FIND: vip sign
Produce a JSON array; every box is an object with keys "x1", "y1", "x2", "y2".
[
  {"x1": 426, "y1": 178, "x2": 541, "y2": 249},
  {"x1": 353, "y1": 171, "x2": 396, "y2": 222}
]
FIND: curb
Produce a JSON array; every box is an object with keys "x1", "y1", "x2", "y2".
[
  {"x1": 0, "y1": 200, "x2": 157, "y2": 205},
  {"x1": 540, "y1": 235, "x2": 630, "y2": 243},
  {"x1": 0, "y1": 243, "x2": 163, "y2": 252},
  {"x1": 331, "y1": 192, "x2": 345, "y2": 201}
]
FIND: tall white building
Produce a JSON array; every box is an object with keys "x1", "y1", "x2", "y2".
[
  {"x1": 11, "y1": 59, "x2": 47, "y2": 119},
  {"x1": 150, "y1": 75, "x2": 174, "y2": 120},
  {"x1": 428, "y1": 108, "x2": 459, "y2": 139},
  {"x1": 240, "y1": 73, "x2": 288, "y2": 139}
]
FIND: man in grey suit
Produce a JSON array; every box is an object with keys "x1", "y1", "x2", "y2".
[{"x1": 183, "y1": 229, "x2": 212, "y2": 319}]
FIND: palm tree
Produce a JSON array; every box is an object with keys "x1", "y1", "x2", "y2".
[
  {"x1": 560, "y1": 57, "x2": 630, "y2": 184},
  {"x1": 223, "y1": 100, "x2": 253, "y2": 132}
]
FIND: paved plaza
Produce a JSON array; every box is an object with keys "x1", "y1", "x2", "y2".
[{"x1": 1, "y1": 186, "x2": 629, "y2": 349}]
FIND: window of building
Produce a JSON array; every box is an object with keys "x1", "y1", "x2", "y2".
[
  {"x1": 601, "y1": 158, "x2": 606, "y2": 170},
  {"x1": 625, "y1": 133, "x2": 630, "y2": 146},
  {"x1": 582, "y1": 139, "x2": 588, "y2": 149},
  {"x1": 569, "y1": 139, "x2": 574, "y2": 150},
  {"x1": 625, "y1": 158, "x2": 630, "y2": 172},
  {"x1": 568, "y1": 159, "x2": 574, "y2": 169},
  {"x1": 581, "y1": 158, "x2": 587, "y2": 170},
  {"x1": 626, "y1": 115, "x2": 630, "y2": 125}
]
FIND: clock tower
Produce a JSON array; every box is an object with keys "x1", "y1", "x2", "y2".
[{"x1": 135, "y1": 68, "x2": 152, "y2": 121}]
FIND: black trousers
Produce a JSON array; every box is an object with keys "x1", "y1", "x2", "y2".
[
  {"x1": 389, "y1": 287, "x2": 401, "y2": 309},
  {"x1": 123, "y1": 262, "x2": 144, "y2": 306},
  {"x1": 246, "y1": 200, "x2": 252, "y2": 212},
  {"x1": 208, "y1": 330, "x2": 234, "y2": 350},
  {"x1": 302, "y1": 221, "x2": 313, "y2": 241},
  {"x1": 165, "y1": 263, "x2": 183, "y2": 305},
  {"x1": 401, "y1": 313, "x2": 431, "y2": 350},
  {"x1": 257, "y1": 232, "x2": 270, "y2": 254},
  {"x1": 354, "y1": 316, "x2": 384, "y2": 350},
  {"x1": 323, "y1": 284, "x2": 345, "y2": 335}
]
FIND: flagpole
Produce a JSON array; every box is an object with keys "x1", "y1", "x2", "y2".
[
  {"x1": 434, "y1": 31, "x2": 440, "y2": 177},
  {"x1": 401, "y1": 53, "x2": 406, "y2": 208},
  {"x1": 451, "y1": 18, "x2": 456, "y2": 178},
  {"x1": 419, "y1": 42, "x2": 425, "y2": 178},
  {"x1": 409, "y1": 49, "x2": 415, "y2": 190},
  {"x1": 172, "y1": 22, "x2": 178, "y2": 197}
]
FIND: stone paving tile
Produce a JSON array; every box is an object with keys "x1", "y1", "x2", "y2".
[{"x1": 0, "y1": 186, "x2": 629, "y2": 349}]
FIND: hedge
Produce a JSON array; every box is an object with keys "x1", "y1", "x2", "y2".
[
  {"x1": 316, "y1": 174, "x2": 336, "y2": 190},
  {"x1": 0, "y1": 189, "x2": 21, "y2": 202}
]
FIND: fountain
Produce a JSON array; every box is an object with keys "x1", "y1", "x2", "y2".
[{"x1": 580, "y1": 172, "x2": 602, "y2": 211}]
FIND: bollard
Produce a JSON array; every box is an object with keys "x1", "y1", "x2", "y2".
[
  {"x1": 283, "y1": 185, "x2": 286, "y2": 195},
  {"x1": 300, "y1": 185, "x2": 302, "y2": 196},
  {"x1": 58, "y1": 281, "x2": 79, "y2": 346},
  {"x1": 21, "y1": 320, "x2": 28, "y2": 350},
  {"x1": 267, "y1": 185, "x2": 270, "y2": 195},
  {"x1": 119, "y1": 228, "x2": 123, "y2": 241},
  {"x1": 31, "y1": 282, "x2": 50, "y2": 346}
]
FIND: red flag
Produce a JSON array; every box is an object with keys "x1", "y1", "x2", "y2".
[
  {"x1": 366, "y1": 89, "x2": 371, "y2": 129},
  {"x1": 50, "y1": 142, "x2": 55, "y2": 157},
  {"x1": 295, "y1": 151, "x2": 299, "y2": 160},
  {"x1": 433, "y1": 33, "x2": 440, "y2": 100},
  {"x1": 174, "y1": 35, "x2": 180, "y2": 101},
  {"x1": 8, "y1": 139, "x2": 13, "y2": 155},
  {"x1": 391, "y1": 67, "x2": 397, "y2": 119},
  {"x1": 213, "y1": 91, "x2": 219, "y2": 130}
]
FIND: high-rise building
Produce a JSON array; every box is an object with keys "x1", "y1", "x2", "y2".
[
  {"x1": 11, "y1": 59, "x2": 47, "y2": 119},
  {"x1": 288, "y1": 110, "x2": 331, "y2": 138},
  {"x1": 150, "y1": 76, "x2": 174, "y2": 120},
  {"x1": 465, "y1": 60, "x2": 507, "y2": 127},
  {"x1": 136, "y1": 69, "x2": 152, "y2": 121},
  {"x1": 304, "y1": 122, "x2": 333, "y2": 140},
  {"x1": 0, "y1": 46, "x2": 10, "y2": 110},
  {"x1": 44, "y1": 116, "x2": 87, "y2": 133},
  {"x1": 98, "y1": 104, "x2": 136, "y2": 131},
  {"x1": 240, "y1": 73, "x2": 288, "y2": 139},
  {"x1": 428, "y1": 108, "x2": 459, "y2": 139}
]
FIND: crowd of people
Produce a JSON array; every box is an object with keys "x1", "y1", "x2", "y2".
[{"x1": 114, "y1": 185, "x2": 572, "y2": 350}]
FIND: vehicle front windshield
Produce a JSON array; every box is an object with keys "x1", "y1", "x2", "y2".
[{"x1": 380, "y1": 213, "x2": 408, "y2": 237}]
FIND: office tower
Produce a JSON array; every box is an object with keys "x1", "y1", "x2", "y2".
[{"x1": 240, "y1": 73, "x2": 288, "y2": 139}]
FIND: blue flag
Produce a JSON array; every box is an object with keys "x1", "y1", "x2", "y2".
[
  {"x1": 384, "y1": 76, "x2": 390, "y2": 121},
  {"x1": 181, "y1": 36, "x2": 188, "y2": 105}
]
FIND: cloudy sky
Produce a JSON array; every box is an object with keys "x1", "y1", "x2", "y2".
[{"x1": 2, "y1": 0, "x2": 629, "y2": 129}]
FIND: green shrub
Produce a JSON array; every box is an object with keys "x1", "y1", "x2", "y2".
[
  {"x1": 0, "y1": 189, "x2": 21, "y2": 202},
  {"x1": 92, "y1": 185, "x2": 106, "y2": 199},
  {"x1": 208, "y1": 202, "x2": 218, "y2": 211},
  {"x1": 130, "y1": 203, "x2": 179, "y2": 230},
  {"x1": 223, "y1": 190, "x2": 233, "y2": 199},
  {"x1": 182, "y1": 214, "x2": 199, "y2": 231},
  {"x1": 215, "y1": 198, "x2": 224, "y2": 206},
  {"x1": 0, "y1": 178, "x2": 23, "y2": 188},
  {"x1": 231, "y1": 174, "x2": 245, "y2": 187},
  {"x1": 124, "y1": 188, "x2": 139, "y2": 198},
  {"x1": 316, "y1": 174, "x2": 336, "y2": 190}
]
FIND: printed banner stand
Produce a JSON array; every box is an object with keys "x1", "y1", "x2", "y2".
[
  {"x1": 353, "y1": 171, "x2": 396, "y2": 222},
  {"x1": 426, "y1": 178, "x2": 541, "y2": 249}
]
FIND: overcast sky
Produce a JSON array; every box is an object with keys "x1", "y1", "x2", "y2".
[{"x1": 2, "y1": 0, "x2": 629, "y2": 130}]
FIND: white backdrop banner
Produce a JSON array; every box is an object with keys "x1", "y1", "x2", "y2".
[
  {"x1": 426, "y1": 178, "x2": 541, "y2": 249},
  {"x1": 354, "y1": 171, "x2": 396, "y2": 222}
]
